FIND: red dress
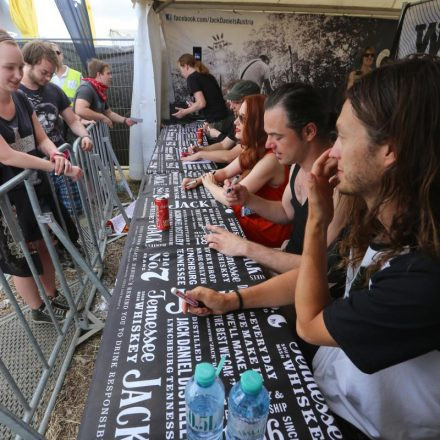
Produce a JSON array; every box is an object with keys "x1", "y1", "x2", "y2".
[{"x1": 232, "y1": 155, "x2": 292, "y2": 248}]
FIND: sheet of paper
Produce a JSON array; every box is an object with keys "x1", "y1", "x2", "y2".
[
  {"x1": 108, "y1": 199, "x2": 137, "y2": 234},
  {"x1": 182, "y1": 159, "x2": 212, "y2": 165}
]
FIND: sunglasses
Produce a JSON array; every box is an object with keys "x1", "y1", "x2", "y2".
[
  {"x1": 238, "y1": 114, "x2": 246, "y2": 124},
  {"x1": 363, "y1": 53, "x2": 375, "y2": 58}
]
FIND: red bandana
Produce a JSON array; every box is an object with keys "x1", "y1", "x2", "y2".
[{"x1": 83, "y1": 78, "x2": 108, "y2": 102}]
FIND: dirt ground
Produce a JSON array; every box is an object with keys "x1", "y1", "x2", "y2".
[{"x1": 45, "y1": 237, "x2": 125, "y2": 440}]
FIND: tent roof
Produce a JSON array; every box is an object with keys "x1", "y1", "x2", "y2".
[{"x1": 152, "y1": 0, "x2": 417, "y2": 18}]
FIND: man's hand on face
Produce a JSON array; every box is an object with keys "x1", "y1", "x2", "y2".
[{"x1": 308, "y1": 148, "x2": 338, "y2": 227}]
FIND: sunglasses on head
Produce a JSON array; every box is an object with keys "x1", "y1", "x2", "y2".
[{"x1": 363, "y1": 53, "x2": 375, "y2": 58}]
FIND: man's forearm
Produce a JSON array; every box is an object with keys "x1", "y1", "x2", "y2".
[
  {"x1": 295, "y1": 219, "x2": 330, "y2": 325},
  {"x1": 107, "y1": 110, "x2": 126, "y2": 124},
  {"x1": 68, "y1": 120, "x2": 90, "y2": 138},
  {"x1": 243, "y1": 240, "x2": 301, "y2": 273},
  {"x1": 77, "y1": 107, "x2": 106, "y2": 123},
  {"x1": 244, "y1": 194, "x2": 291, "y2": 224},
  {"x1": 198, "y1": 148, "x2": 238, "y2": 164},
  {"x1": 203, "y1": 138, "x2": 235, "y2": 152},
  {"x1": 241, "y1": 268, "x2": 298, "y2": 309}
]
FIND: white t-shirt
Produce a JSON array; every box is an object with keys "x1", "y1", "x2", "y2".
[{"x1": 239, "y1": 59, "x2": 270, "y2": 88}]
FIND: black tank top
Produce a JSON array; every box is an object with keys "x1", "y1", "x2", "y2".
[{"x1": 285, "y1": 165, "x2": 308, "y2": 254}]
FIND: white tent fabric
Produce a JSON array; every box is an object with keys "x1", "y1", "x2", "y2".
[{"x1": 129, "y1": 0, "x2": 163, "y2": 179}]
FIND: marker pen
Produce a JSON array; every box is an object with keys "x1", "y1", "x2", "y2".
[{"x1": 226, "y1": 174, "x2": 241, "y2": 193}]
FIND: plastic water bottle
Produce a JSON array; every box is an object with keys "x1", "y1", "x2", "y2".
[
  {"x1": 226, "y1": 370, "x2": 270, "y2": 440},
  {"x1": 185, "y1": 362, "x2": 225, "y2": 439}
]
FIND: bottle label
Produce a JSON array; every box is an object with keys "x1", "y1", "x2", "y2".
[
  {"x1": 187, "y1": 407, "x2": 222, "y2": 432},
  {"x1": 227, "y1": 416, "x2": 267, "y2": 439}
]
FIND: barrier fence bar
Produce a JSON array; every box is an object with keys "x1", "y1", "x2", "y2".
[{"x1": 72, "y1": 122, "x2": 134, "y2": 240}]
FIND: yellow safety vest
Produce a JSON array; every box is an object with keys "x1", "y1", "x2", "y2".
[{"x1": 55, "y1": 67, "x2": 82, "y2": 104}]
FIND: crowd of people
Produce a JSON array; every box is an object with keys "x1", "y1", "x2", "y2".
[
  {"x1": 176, "y1": 52, "x2": 440, "y2": 439},
  {"x1": 0, "y1": 30, "x2": 136, "y2": 324}
]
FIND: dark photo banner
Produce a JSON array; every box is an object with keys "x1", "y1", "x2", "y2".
[{"x1": 162, "y1": 9, "x2": 397, "y2": 112}]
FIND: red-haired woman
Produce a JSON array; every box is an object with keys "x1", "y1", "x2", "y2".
[{"x1": 182, "y1": 94, "x2": 291, "y2": 247}]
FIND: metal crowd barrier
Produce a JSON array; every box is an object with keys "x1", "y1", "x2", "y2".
[
  {"x1": 74, "y1": 122, "x2": 134, "y2": 237},
  {"x1": 0, "y1": 122, "x2": 133, "y2": 439}
]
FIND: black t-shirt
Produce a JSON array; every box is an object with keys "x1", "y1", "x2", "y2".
[
  {"x1": 19, "y1": 82, "x2": 70, "y2": 147},
  {"x1": 285, "y1": 165, "x2": 308, "y2": 254},
  {"x1": 0, "y1": 90, "x2": 40, "y2": 185},
  {"x1": 226, "y1": 117, "x2": 237, "y2": 142},
  {"x1": 324, "y1": 246, "x2": 440, "y2": 374},
  {"x1": 186, "y1": 71, "x2": 228, "y2": 123},
  {"x1": 74, "y1": 82, "x2": 109, "y2": 114}
]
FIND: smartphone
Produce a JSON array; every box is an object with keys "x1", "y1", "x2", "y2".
[
  {"x1": 170, "y1": 287, "x2": 204, "y2": 307},
  {"x1": 130, "y1": 117, "x2": 143, "y2": 123},
  {"x1": 193, "y1": 46, "x2": 202, "y2": 61}
]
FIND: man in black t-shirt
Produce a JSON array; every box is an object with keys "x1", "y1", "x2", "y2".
[
  {"x1": 20, "y1": 41, "x2": 92, "y2": 151},
  {"x1": 186, "y1": 57, "x2": 440, "y2": 440},
  {"x1": 20, "y1": 41, "x2": 93, "y2": 220}
]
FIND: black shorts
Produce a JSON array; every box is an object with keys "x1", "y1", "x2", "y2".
[{"x1": 9, "y1": 174, "x2": 79, "y2": 243}]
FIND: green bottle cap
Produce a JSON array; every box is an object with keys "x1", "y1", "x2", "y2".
[
  {"x1": 241, "y1": 370, "x2": 263, "y2": 395},
  {"x1": 195, "y1": 362, "x2": 216, "y2": 387}
]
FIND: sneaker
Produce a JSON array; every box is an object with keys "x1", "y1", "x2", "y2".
[
  {"x1": 51, "y1": 292, "x2": 69, "y2": 310},
  {"x1": 31, "y1": 303, "x2": 66, "y2": 324},
  {"x1": 51, "y1": 290, "x2": 84, "y2": 311},
  {"x1": 59, "y1": 250, "x2": 75, "y2": 270}
]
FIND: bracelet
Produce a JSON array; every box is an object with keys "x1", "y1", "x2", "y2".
[
  {"x1": 232, "y1": 289, "x2": 243, "y2": 310},
  {"x1": 50, "y1": 151, "x2": 68, "y2": 162}
]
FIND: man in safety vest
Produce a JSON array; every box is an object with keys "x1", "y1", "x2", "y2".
[{"x1": 50, "y1": 42, "x2": 82, "y2": 105}]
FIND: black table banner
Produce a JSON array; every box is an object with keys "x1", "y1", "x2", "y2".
[
  {"x1": 78, "y1": 126, "x2": 342, "y2": 440},
  {"x1": 147, "y1": 123, "x2": 216, "y2": 175}
]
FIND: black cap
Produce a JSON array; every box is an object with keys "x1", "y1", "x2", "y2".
[{"x1": 225, "y1": 80, "x2": 260, "y2": 101}]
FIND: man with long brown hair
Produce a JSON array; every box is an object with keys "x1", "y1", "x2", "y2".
[{"x1": 184, "y1": 56, "x2": 440, "y2": 439}]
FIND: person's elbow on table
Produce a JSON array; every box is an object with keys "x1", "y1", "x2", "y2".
[{"x1": 183, "y1": 287, "x2": 239, "y2": 316}]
